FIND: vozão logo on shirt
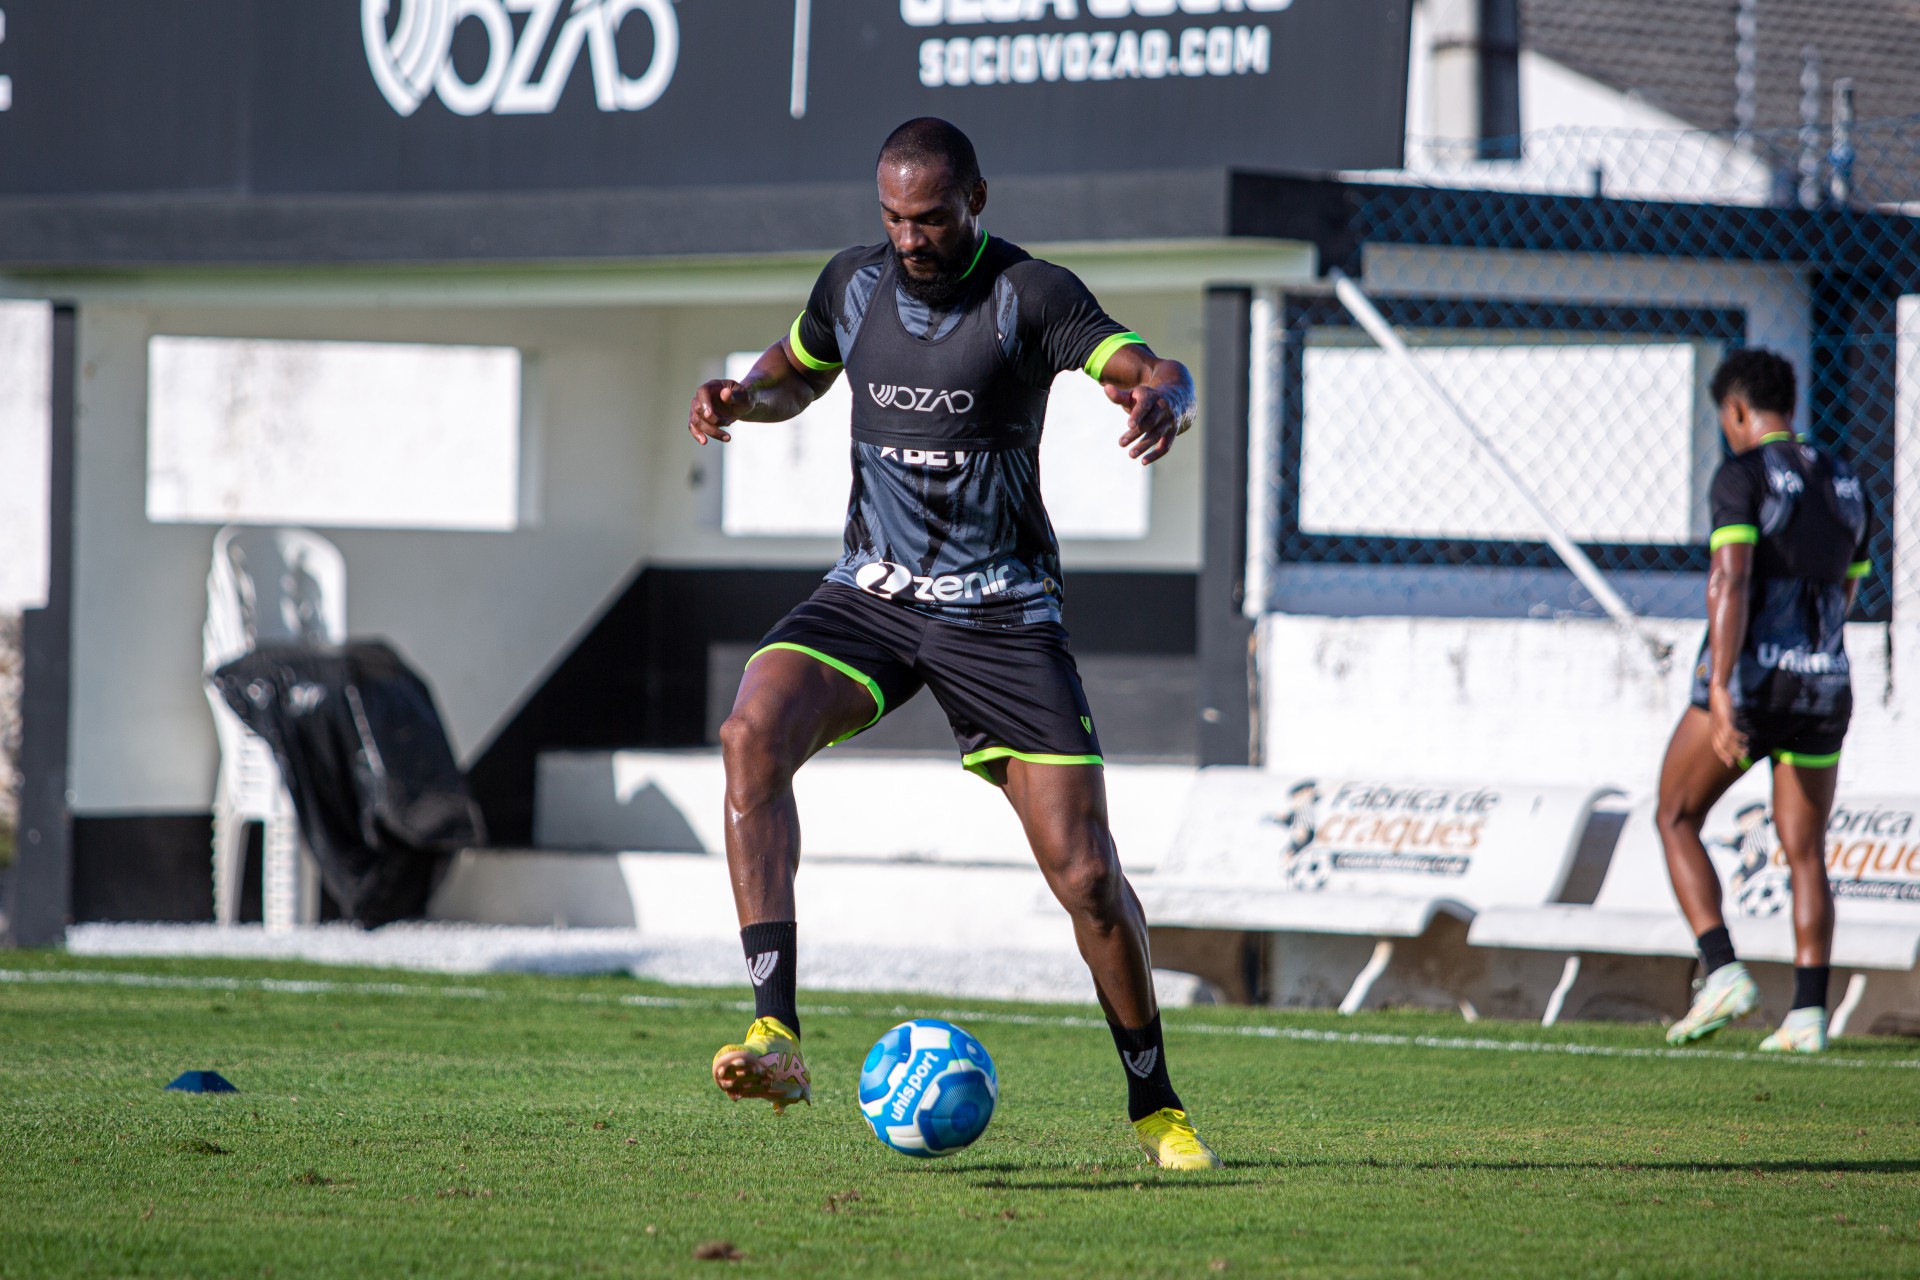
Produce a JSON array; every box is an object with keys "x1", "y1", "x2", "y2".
[
  {"x1": 362, "y1": 0, "x2": 678, "y2": 117},
  {"x1": 868, "y1": 384, "x2": 977, "y2": 414}
]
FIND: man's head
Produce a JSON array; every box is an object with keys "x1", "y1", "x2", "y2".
[
  {"x1": 1709, "y1": 348, "x2": 1797, "y2": 450},
  {"x1": 876, "y1": 118, "x2": 987, "y2": 306}
]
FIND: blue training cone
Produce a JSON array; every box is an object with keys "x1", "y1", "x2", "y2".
[{"x1": 165, "y1": 1071, "x2": 238, "y2": 1093}]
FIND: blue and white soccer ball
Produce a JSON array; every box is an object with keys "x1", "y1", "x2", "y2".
[{"x1": 858, "y1": 1019, "x2": 998, "y2": 1158}]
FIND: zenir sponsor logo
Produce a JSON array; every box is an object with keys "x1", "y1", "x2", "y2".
[
  {"x1": 362, "y1": 0, "x2": 679, "y2": 118},
  {"x1": 868, "y1": 384, "x2": 977, "y2": 414},
  {"x1": 854, "y1": 560, "x2": 1015, "y2": 604}
]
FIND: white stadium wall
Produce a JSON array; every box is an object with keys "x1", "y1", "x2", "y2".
[{"x1": 47, "y1": 247, "x2": 1273, "y2": 818}]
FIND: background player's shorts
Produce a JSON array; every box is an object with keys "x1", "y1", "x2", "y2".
[
  {"x1": 1690, "y1": 698, "x2": 1850, "y2": 767},
  {"x1": 751, "y1": 582, "x2": 1101, "y2": 782}
]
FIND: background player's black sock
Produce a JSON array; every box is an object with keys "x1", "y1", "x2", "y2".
[
  {"x1": 1792, "y1": 964, "x2": 1831, "y2": 1012},
  {"x1": 1109, "y1": 1014, "x2": 1181, "y2": 1122},
  {"x1": 1696, "y1": 925, "x2": 1737, "y2": 975},
  {"x1": 739, "y1": 921, "x2": 799, "y2": 1036}
]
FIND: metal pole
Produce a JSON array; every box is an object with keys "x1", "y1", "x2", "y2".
[
  {"x1": 789, "y1": 0, "x2": 811, "y2": 120},
  {"x1": 1733, "y1": 0, "x2": 1759, "y2": 133},
  {"x1": 1798, "y1": 44, "x2": 1823, "y2": 211},
  {"x1": 1328, "y1": 271, "x2": 1670, "y2": 668},
  {"x1": 1829, "y1": 77, "x2": 1855, "y2": 207}
]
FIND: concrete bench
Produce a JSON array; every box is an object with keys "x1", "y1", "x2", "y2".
[
  {"x1": 1468, "y1": 783, "x2": 1920, "y2": 1033},
  {"x1": 426, "y1": 750, "x2": 1198, "y2": 995},
  {"x1": 533, "y1": 749, "x2": 1187, "y2": 871},
  {"x1": 1134, "y1": 770, "x2": 1615, "y2": 1013}
]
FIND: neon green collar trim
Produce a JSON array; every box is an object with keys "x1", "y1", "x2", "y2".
[
  {"x1": 1757, "y1": 431, "x2": 1801, "y2": 444},
  {"x1": 957, "y1": 231, "x2": 990, "y2": 280}
]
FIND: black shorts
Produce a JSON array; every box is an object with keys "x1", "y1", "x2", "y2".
[
  {"x1": 751, "y1": 582, "x2": 1101, "y2": 782},
  {"x1": 1690, "y1": 699, "x2": 1850, "y2": 767}
]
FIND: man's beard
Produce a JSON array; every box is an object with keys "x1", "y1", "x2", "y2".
[{"x1": 892, "y1": 243, "x2": 973, "y2": 308}]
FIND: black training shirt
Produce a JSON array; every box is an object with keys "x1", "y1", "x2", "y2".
[
  {"x1": 787, "y1": 234, "x2": 1140, "y2": 627},
  {"x1": 1690, "y1": 435, "x2": 1873, "y2": 717}
]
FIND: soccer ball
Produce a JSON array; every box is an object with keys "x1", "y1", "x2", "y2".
[
  {"x1": 1286, "y1": 848, "x2": 1333, "y2": 893},
  {"x1": 858, "y1": 1019, "x2": 997, "y2": 1158},
  {"x1": 1735, "y1": 870, "x2": 1793, "y2": 918}
]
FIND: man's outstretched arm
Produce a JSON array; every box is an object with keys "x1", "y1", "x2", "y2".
[
  {"x1": 1094, "y1": 343, "x2": 1196, "y2": 466},
  {"x1": 688, "y1": 339, "x2": 839, "y2": 445}
]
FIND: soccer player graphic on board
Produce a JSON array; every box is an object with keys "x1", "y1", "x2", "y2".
[
  {"x1": 1655, "y1": 349, "x2": 1875, "y2": 1054},
  {"x1": 685, "y1": 119, "x2": 1220, "y2": 1167}
]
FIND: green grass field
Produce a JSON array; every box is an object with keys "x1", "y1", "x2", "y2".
[{"x1": 3, "y1": 952, "x2": 1918, "y2": 1278}]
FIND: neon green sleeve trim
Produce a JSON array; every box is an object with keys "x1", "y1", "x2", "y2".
[
  {"x1": 1083, "y1": 332, "x2": 1145, "y2": 380},
  {"x1": 960, "y1": 746, "x2": 1104, "y2": 783},
  {"x1": 1847, "y1": 559, "x2": 1872, "y2": 579},
  {"x1": 1773, "y1": 749, "x2": 1842, "y2": 769},
  {"x1": 1709, "y1": 524, "x2": 1759, "y2": 551},
  {"x1": 787, "y1": 314, "x2": 842, "y2": 372},
  {"x1": 747, "y1": 643, "x2": 881, "y2": 743}
]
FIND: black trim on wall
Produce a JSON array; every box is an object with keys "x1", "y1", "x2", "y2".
[
  {"x1": 1199, "y1": 287, "x2": 1256, "y2": 768},
  {"x1": 0, "y1": 169, "x2": 1240, "y2": 270},
  {"x1": 9, "y1": 303, "x2": 76, "y2": 947},
  {"x1": 465, "y1": 565, "x2": 1199, "y2": 847},
  {"x1": 70, "y1": 815, "x2": 216, "y2": 924}
]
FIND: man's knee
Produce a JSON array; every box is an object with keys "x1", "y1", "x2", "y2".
[
  {"x1": 720, "y1": 710, "x2": 794, "y2": 807},
  {"x1": 1655, "y1": 798, "x2": 1706, "y2": 842},
  {"x1": 1049, "y1": 847, "x2": 1124, "y2": 920}
]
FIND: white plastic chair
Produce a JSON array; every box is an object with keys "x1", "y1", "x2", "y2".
[{"x1": 204, "y1": 526, "x2": 346, "y2": 930}]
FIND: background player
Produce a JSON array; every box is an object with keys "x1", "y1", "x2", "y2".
[
  {"x1": 1655, "y1": 349, "x2": 1873, "y2": 1054},
  {"x1": 685, "y1": 119, "x2": 1219, "y2": 1168}
]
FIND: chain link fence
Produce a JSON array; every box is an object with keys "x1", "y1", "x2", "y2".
[{"x1": 1260, "y1": 114, "x2": 1920, "y2": 624}]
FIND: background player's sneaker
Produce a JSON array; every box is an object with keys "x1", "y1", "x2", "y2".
[
  {"x1": 1665, "y1": 961, "x2": 1759, "y2": 1044},
  {"x1": 711, "y1": 1016, "x2": 811, "y2": 1112},
  {"x1": 1133, "y1": 1108, "x2": 1223, "y2": 1170},
  {"x1": 1759, "y1": 1007, "x2": 1829, "y2": 1054}
]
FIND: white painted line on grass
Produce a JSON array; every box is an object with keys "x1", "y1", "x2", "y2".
[
  {"x1": 0, "y1": 968, "x2": 493, "y2": 999},
  {"x1": 8, "y1": 968, "x2": 1917, "y2": 1072}
]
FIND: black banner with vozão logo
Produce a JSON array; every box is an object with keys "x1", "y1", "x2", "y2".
[{"x1": 0, "y1": 0, "x2": 1410, "y2": 198}]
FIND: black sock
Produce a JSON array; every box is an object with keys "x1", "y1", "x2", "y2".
[
  {"x1": 1109, "y1": 1014, "x2": 1182, "y2": 1122},
  {"x1": 1696, "y1": 925, "x2": 1738, "y2": 976},
  {"x1": 739, "y1": 921, "x2": 799, "y2": 1036},
  {"x1": 1792, "y1": 965, "x2": 1831, "y2": 1012}
]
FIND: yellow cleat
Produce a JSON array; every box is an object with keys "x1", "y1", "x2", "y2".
[
  {"x1": 711, "y1": 1016, "x2": 811, "y2": 1113},
  {"x1": 1132, "y1": 1107, "x2": 1223, "y2": 1170}
]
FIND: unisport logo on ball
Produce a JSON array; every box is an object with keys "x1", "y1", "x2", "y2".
[{"x1": 858, "y1": 1019, "x2": 997, "y2": 1157}]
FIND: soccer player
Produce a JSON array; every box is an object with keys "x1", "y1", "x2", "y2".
[
  {"x1": 1656, "y1": 349, "x2": 1873, "y2": 1053},
  {"x1": 685, "y1": 118, "x2": 1219, "y2": 1168}
]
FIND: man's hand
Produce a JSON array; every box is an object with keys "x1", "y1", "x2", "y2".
[
  {"x1": 1706, "y1": 685, "x2": 1750, "y2": 768},
  {"x1": 1107, "y1": 383, "x2": 1183, "y2": 465},
  {"x1": 1096, "y1": 343, "x2": 1194, "y2": 467},
  {"x1": 688, "y1": 379, "x2": 753, "y2": 445}
]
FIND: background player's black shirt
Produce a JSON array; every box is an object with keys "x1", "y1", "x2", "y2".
[
  {"x1": 1690, "y1": 436, "x2": 1873, "y2": 718},
  {"x1": 789, "y1": 234, "x2": 1138, "y2": 627}
]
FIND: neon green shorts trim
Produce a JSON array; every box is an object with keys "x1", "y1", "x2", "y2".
[
  {"x1": 960, "y1": 746, "x2": 1104, "y2": 783},
  {"x1": 1773, "y1": 749, "x2": 1842, "y2": 769},
  {"x1": 746, "y1": 642, "x2": 883, "y2": 745}
]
